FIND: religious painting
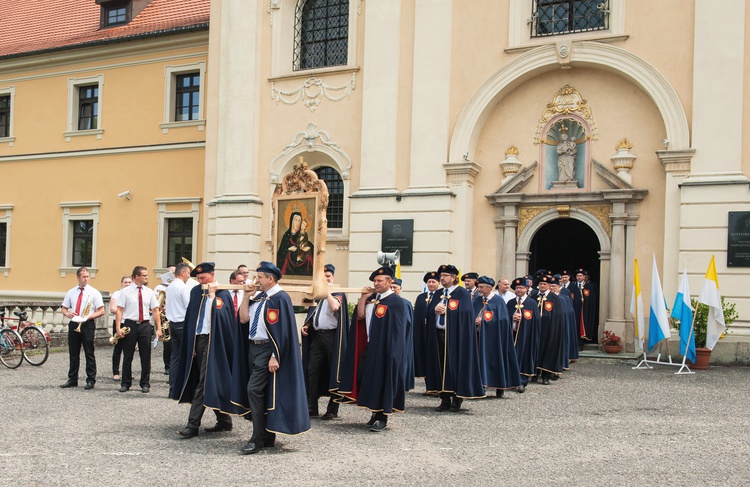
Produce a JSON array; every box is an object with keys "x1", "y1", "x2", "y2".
[
  {"x1": 540, "y1": 117, "x2": 589, "y2": 191},
  {"x1": 274, "y1": 193, "x2": 319, "y2": 281}
]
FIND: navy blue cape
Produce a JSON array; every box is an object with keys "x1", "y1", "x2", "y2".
[
  {"x1": 508, "y1": 295, "x2": 541, "y2": 377},
  {"x1": 477, "y1": 294, "x2": 521, "y2": 390},
  {"x1": 301, "y1": 292, "x2": 350, "y2": 397}
]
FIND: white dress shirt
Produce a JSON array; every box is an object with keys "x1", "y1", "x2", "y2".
[
  {"x1": 247, "y1": 284, "x2": 282, "y2": 340},
  {"x1": 118, "y1": 284, "x2": 158, "y2": 321},
  {"x1": 62, "y1": 284, "x2": 104, "y2": 319},
  {"x1": 165, "y1": 278, "x2": 191, "y2": 322}
]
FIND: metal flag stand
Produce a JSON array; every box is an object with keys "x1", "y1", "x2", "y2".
[{"x1": 632, "y1": 318, "x2": 696, "y2": 375}]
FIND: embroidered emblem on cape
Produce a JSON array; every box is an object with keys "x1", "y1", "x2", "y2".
[
  {"x1": 215, "y1": 297, "x2": 224, "y2": 309},
  {"x1": 483, "y1": 310, "x2": 493, "y2": 321},
  {"x1": 448, "y1": 299, "x2": 459, "y2": 311},
  {"x1": 523, "y1": 309, "x2": 533, "y2": 320},
  {"x1": 267, "y1": 308, "x2": 279, "y2": 324},
  {"x1": 375, "y1": 304, "x2": 387, "y2": 318},
  {"x1": 583, "y1": 289, "x2": 590, "y2": 297},
  {"x1": 544, "y1": 301, "x2": 553, "y2": 312}
]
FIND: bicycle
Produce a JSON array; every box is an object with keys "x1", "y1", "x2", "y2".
[
  {"x1": 0, "y1": 310, "x2": 50, "y2": 366},
  {"x1": 0, "y1": 312, "x2": 24, "y2": 368}
]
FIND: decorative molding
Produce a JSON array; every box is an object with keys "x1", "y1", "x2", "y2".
[
  {"x1": 534, "y1": 85, "x2": 598, "y2": 144},
  {"x1": 656, "y1": 148, "x2": 695, "y2": 174},
  {"x1": 577, "y1": 204, "x2": 612, "y2": 237},
  {"x1": 270, "y1": 122, "x2": 352, "y2": 183},
  {"x1": 592, "y1": 159, "x2": 633, "y2": 190},
  {"x1": 271, "y1": 73, "x2": 356, "y2": 112}
]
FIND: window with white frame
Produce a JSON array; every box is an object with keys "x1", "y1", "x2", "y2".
[
  {"x1": 161, "y1": 62, "x2": 206, "y2": 133},
  {"x1": 65, "y1": 75, "x2": 104, "y2": 140},
  {"x1": 313, "y1": 166, "x2": 344, "y2": 229},
  {"x1": 0, "y1": 86, "x2": 15, "y2": 145},
  {"x1": 155, "y1": 197, "x2": 200, "y2": 271},
  {"x1": 0, "y1": 205, "x2": 12, "y2": 275},
  {"x1": 59, "y1": 202, "x2": 100, "y2": 276}
]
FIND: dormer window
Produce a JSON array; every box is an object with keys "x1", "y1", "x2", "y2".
[{"x1": 98, "y1": 0, "x2": 132, "y2": 28}]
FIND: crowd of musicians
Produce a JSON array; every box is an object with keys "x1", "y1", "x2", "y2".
[{"x1": 58, "y1": 261, "x2": 599, "y2": 455}]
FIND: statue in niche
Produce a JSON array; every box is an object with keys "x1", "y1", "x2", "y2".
[{"x1": 556, "y1": 127, "x2": 577, "y2": 182}]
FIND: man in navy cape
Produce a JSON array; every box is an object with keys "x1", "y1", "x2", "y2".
[
  {"x1": 301, "y1": 263, "x2": 349, "y2": 420},
  {"x1": 507, "y1": 276, "x2": 540, "y2": 392},
  {"x1": 391, "y1": 277, "x2": 415, "y2": 391},
  {"x1": 412, "y1": 271, "x2": 440, "y2": 380},
  {"x1": 336, "y1": 266, "x2": 406, "y2": 432},
  {"x1": 555, "y1": 276, "x2": 579, "y2": 365},
  {"x1": 474, "y1": 276, "x2": 521, "y2": 397},
  {"x1": 574, "y1": 268, "x2": 598, "y2": 344},
  {"x1": 426, "y1": 264, "x2": 485, "y2": 413},
  {"x1": 232, "y1": 261, "x2": 310, "y2": 454},
  {"x1": 535, "y1": 275, "x2": 566, "y2": 385},
  {"x1": 173, "y1": 262, "x2": 244, "y2": 438}
]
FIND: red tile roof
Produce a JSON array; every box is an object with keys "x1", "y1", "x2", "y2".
[{"x1": 0, "y1": 0, "x2": 210, "y2": 59}]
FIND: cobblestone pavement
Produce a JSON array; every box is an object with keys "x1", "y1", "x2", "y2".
[{"x1": 1, "y1": 347, "x2": 748, "y2": 486}]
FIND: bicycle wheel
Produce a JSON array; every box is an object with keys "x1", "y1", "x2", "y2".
[
  {"x1": 21, "y1": 326, "x2": 49, "y2": 366},
  {"x1": 0, "y1": 329, "x2": 24, "y2": 369}
]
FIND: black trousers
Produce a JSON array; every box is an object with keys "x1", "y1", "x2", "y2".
[
  {"x1": 436, "y1": 328, "x2": 454, "y2": 402},
  {"x1": 246, "y1": 341, "x2": 275, "y2": 444},
  {"x1": 67, "y1": 320, "x2": 96, "y2": 384},
  {"x1": 163, "y1": 340, "x2": 171, "y2": 370},
  {"x1": 306, "y1": 330, "x2": 339, "y2": 414},
  {"x1": 111, "y1": 319, "x2": 123, "y2": 375},
  {"x1": 168, "y1": 321, "x2": 184, "y2": 398},
  {"x1": 121, "y1": 320, "x2": 152, "y2": 389},
  {"x1": 187, "y1": 334, "x2": 231, "y2": 429}
]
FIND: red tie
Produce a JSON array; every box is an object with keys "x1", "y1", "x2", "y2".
[
  {"x1": 138, "y1": 287, "x2": 144, "y2": 322},
  {"x1": 233, "y1": 291, "x2": 239, "y2": 317},
  {"x1": 75, "y1": 287, "x2": 84, "y2": 315}
]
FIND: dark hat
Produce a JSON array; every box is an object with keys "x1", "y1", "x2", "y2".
[
  {"x1": 461, "y1": 272, "x2": 479, "y2": 281},
  {"x1": 392, "y1": 278, "x2": 403, "y2": 287},
  {"x1": 525, "y1": 274, "x2": 533, "y2": 281},
  {"x1": 476, "y1": 276, "x2": 495, "y2": 287},
  {"x1": 511, "y1": 277, "x2": 528, "y2": 290},
  {"x1": 437, "y1": 264, "x2": 459, "y2": 276},
  {"x1": 324, "y1": 264, "x2": 335, "y2": 275},
  {"x1": 575, "y1": 268, "x2": 588, "y2": 276},
  {"x1": 535, "y1": 275, "x2": 554, "y2": 286},
  {"x1": 534, "y1": 268, "x2": 549, "y2": 278},
  {"x1": 369, "y1": 266, "x2": 395, "y2": 281},
  {"x1": 257, "y1": 261, "x2": 282, "y2": 280},
  {"x1": 548, "y1": 276, "x2": 559, "y2": 285},
  {"x1": 190, "y1": 262, "x2": 215, "y2": 277},
  {"x1": 423, "y1": 271, "x2": 438, "y2": 283},
  {"x1": 560, "y1": 269, "x2": 571, "y2": 277}
]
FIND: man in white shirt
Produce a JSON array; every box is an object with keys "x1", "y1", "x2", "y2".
[
  {"x1": 115, "y1": 266, "x2": 162, "y2": 393},
  {"x1": 165, "y1": 262, "x2": 195, "y2": 397},
  {"x1": 228, "y1": 271, "x2": 244, "y2": 317},
  {"x1": 60, "y1": 267, "x2": 105, "y2": 389},
  {"x1": 496, "y1": 277, "x2": 516, "y2": 303}
]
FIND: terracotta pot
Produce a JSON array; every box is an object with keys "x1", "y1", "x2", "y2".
[
  {"x1": 688, "y1": 347, "x2": 712, "y2": 370},
  {"x1": 603, "y1": 344, "x2": 622, "y2": 354}
]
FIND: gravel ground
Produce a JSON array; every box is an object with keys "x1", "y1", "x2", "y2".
[{"x1": 1, "y1": 347, "x2": 748, "y2": 486}]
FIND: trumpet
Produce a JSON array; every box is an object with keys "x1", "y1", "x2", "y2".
[
  {"x1": 157, "y1": 289, "x2": 171, "y2": 342},
  {"x1": 75, "y1": 296, "x2": 92, "y2": 332},
  {"x1": 109, "y1": 326, "x2": 131, "y2": 345}
]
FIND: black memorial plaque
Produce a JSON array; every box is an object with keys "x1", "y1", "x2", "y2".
[
  {"x1": 381, "y1": 219, "x2": 414, "y2": 266},
  {"x1": 728, "y1": 211, "x2": 750, "y2": 267}
]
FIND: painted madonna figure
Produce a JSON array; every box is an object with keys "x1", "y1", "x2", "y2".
[{"x1": 276, "y1": 211, "x2": 314, "y2": 276}]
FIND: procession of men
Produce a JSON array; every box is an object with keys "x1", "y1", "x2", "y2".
[{"x1": 59, "y1": 260, "x2": 598, "y2": 455}]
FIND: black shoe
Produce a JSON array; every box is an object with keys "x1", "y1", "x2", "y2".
[
  {"x1": 496, "y1": 389, "x2": 504, "y2": 398},
  {"x1": 177, "y1": 427, "x2": 199, "y2": 439},
  {"x1": 240, "y1": 441, "x2": 263, "y2": 455},
  {"x1": 550, "y1": 375, "x2": 559, "y2": 381},
  {"x1": 435, "y1": 400, "x2": 451, "y2": 412},
  {"x1": 541, "y1": 377, "x2": 550, "y2": 385},
  {"x1": 369, "y1": 420, "x2": 387, "y2": 432},
  {"x1": 321, "y1": 412, "x2": 338, "y2": 420},
  {"x1": 119, "y1": 385, "x2": 130, "y2": 392},
  {"x1": 517, "y1": 385, "x2": 526, "y2": 393},
  {"x1": 84, "y1": 382, "x2": 95, "y2": 390},
  {"x1": 60, "y1": 381, "x2": 78, "y2": 389},
  {"x1": 205, "y1": 422, "x2": 233, "y2": 433},
  {"x1": 449, "y1": 398, "x2": 463, "y2": 412},
  {"x1": 141, "y1": 386, "x2": 150, "y2": 393},
  {"x1": 366, "y1": 413, "x2": 377, "y2": 426}
]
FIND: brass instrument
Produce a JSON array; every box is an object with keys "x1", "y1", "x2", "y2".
[
  {"x1": 109, "y1": 326, "x2": 130, "y2": 345},
  {"x1": 74, "y1": 296, "x2": 92, "y2": 333},
  {"x1": 181, "y1": 257, "x2": 195, "y2": 271},
  {"x1": 157, "y1": 289, "x2": 170, "y2": 342}
]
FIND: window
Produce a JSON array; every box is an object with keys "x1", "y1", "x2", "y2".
[
  {"x1": 0, "y1": 222, "x2": 6, "y2": 268},
  {"x1": 167, "y1": 218, "x2": 193, "y2": 267},
  {"x1": 106, "y1": 6, "x2": 128, "y2": 26},
  {"x1": 100, "y1": 1, "x2": 131, "y2": 28},
  {"x1": 532, "y1": 0, "x2": 608, "y2": 37},
  {"x1": 175, "y1": 73, "x2": 200, "y2": 122},
  {"x1": 155, "y1": 197, "x2": 200, "y2": 270},
  {"x1": 0, "y1": 205, "x2": 10, "y2": 273},
  {"x1": 71, "y1": 220, "x2": 93, "y2": 267},
  {"x1": 65, "y1": 75, "x2": 104, "y2": 139},
  {"x1": 77, "y1": 85, "x2": 99, "y2": 131},
  {"x1": 0, "y1": 95, "x2": 9, "y2": 138},
  {"x1": 314, "y1": 166, "x2": 344, "y2": 229},
  {"x1": 294, "y1": 0, "x2": 349, "y2": 71},
  {"x1": 161, "y1": 63, "x2": 206, "y2": 132},
  {"x1": 59, "y1": 202, "x2": 99, "y2": 276}
]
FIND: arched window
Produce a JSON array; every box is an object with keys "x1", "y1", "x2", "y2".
[
  {"x1": 314, "y1": 166, "x2": 344, "y2": 229},
  {"x1": 293, "y1": 0, "x2": 349, "y2": 71}
]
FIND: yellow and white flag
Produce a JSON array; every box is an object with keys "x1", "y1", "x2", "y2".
[
  {"x1": 629, "y1": 259, "x2": 645, "y2": 351},
  {"x1": 698, "y1": 255, "x2": 725, "y2": 350}
]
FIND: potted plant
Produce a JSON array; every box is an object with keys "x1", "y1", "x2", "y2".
[
  {"x1": 673, "y1": 297, "x2": 738, "y2": 369},
  {"x1": 601, "y1": 330, "x2": 622, "y2": 354}
]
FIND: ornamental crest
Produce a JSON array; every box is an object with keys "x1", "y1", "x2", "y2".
[{"x1": 534, "y1": 85, "x2": 598, "y2": 144}]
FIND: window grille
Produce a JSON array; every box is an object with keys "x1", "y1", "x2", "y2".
[
  {"x1": 314, "y1": 166, "x2": 344, "y2": 229},
  {"x1": 293, "y1": 0, "x2": 349, "y2": 71},
  {"x1": 531, "y1": 0, "x2": 608, "y2": 37}
]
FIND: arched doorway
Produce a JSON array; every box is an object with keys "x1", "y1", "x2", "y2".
[{"x1": 529, "y1": 218, "x2": 600, "y2": 282}]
